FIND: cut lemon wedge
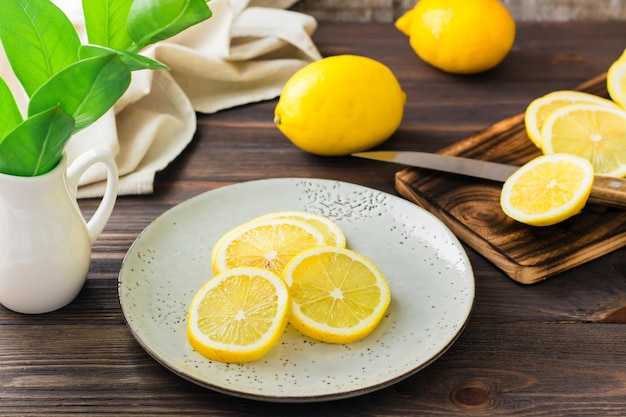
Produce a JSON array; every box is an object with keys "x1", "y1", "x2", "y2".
[
  {"x1": 248, "y1": 211, "x2": 346, "y2": 248},
  {"x1": 282, "y1": 246, "x2": 391, "y2": 344},
  {"x1": 187, "y1": 267, "x2": 290, "y2": 363},
  {"x1": 540, "y1": 103, "x2": 626, "y2": 177},
  {"x1": 524, "y1": 90, "x2": 619, "y2": 149},
  {"x1": 211, "y1": 218, "x2": 326, "y2": 275},
  {"x1": 607, "y1": 57, "x2": 626, "y2": 109},
  {"x1": 500, "y1": 154, "x2": 594, "y2": 226}
]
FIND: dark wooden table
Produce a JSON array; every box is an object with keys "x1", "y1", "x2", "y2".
[{"x1": 3, "y1": 21, "x2": 626, "y2": 416}]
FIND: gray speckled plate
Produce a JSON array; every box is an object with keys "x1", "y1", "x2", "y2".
[{"x1": 118, "y1": 178, "x2": 474, "y2": 402}]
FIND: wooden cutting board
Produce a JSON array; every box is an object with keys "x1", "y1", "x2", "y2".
[{"x1": 395, "y1": 72, "x2": 626, "y2": 284}]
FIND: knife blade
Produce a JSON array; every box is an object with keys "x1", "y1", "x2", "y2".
[
  {"x1": 353, "y1": 151, "x2": 518, "y2": 182},
  {"x1": 352, "y1": 150, "x2": 626, "y2": 209}
]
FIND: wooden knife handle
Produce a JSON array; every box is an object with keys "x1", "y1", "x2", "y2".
[{"x1": 588, "y1": 175, "x2": 626, "y2": 209}]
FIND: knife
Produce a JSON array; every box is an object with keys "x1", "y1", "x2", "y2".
[{"x1": 352, "y1": 150, "x2": 626, "y2": 209}]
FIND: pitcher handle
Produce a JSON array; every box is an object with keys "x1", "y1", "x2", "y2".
[{"x1": 66, "y1": 149, "x2": 119, "y2": 244}]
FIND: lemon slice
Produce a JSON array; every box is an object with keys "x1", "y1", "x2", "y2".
[
  {"x1": 187, "y1": 267, "x2": 290, "y2": 363},
  {"x1": 607, "y1": 57, "x2": 626, "y2": 109},
  {"x1": 282, "y1": 246, "x2": 391, "y2": 344},
  {"x1": 540, "y1": 103, "x2": 626, "y2": 177},
  {"x1": 211, "y1": 218, "x2": 326, "y2": 275},
  {"x1": 524, "y1": 90, "x2": 618, "y2": 149},
  {"x1": 248, "y1": 211, "x2": 346, "y2": 248},
  {"x1": 500, "y1": 154, "x2": 594, "y2": 226}
]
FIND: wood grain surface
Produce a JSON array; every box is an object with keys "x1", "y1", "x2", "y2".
[
  {"x1": 2, "y1": 21, "x2": 626, "y2": 416},
  {"x1": 395, "y1": 73, "x2": 626, "y2": 284}
]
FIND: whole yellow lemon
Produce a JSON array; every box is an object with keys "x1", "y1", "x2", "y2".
[
  {"x1": 396, "y1": 0, "x2": 516, "y2": 74},
  {"x1": 274, "y1": 55, "x2": 406, "y2": 156}
]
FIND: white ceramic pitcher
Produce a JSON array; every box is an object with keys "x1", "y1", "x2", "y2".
[{"x1": 0, "y1": 149, "x2": 118, "y2": 314}]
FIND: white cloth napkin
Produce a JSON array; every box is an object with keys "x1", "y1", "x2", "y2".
[{"x1": 0, "y1": 0, "x2": 321, "y2": 198}]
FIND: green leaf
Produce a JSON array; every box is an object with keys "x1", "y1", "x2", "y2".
[
  {"x1": 82, "y1": 0, "x2": 134, "y2": 50},
  {"x1": 28, "y1": 54, "x2": 132, "y2": 133},
  {"x1": 127, "y1": 0, "x2": 212, "y2": 51},
  {"x1": 0, "y1": 77, "x2": 24, "y2": 141},
  {"x1": 0, "y1": 106, "x2": 74, "y2": 176},
  {"x1": 80, "y1": 45, "x2": 169, "y2": 71},
  {"x1": 0, "y1": 0, "x2": 81, "y2": 97}
]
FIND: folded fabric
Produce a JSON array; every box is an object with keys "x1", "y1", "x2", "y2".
[{"x1": 0, "y1": 0, "x2": 321, "y2": 198}]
